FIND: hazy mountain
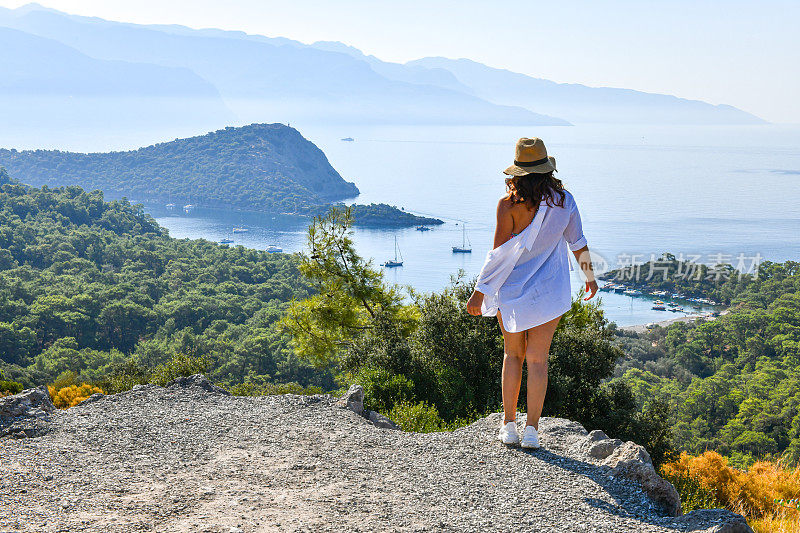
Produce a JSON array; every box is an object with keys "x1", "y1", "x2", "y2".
[
  {"x1": 0, "y1": 3, "x2": 762, "y2": 126},
  {"x1": 310, "y1": 41, "x2": 474, "y2": 95},
  {"x1": 0, "y1": 25, "x2": 233, "y2": 130},
  {"x1": 0, "y1": 5, "x2": 567, "y2": 126},
  {"x1": 408, "y1": 57, "x2": 766, "y2": 125},
  {"x1": 0, "y1": 26, "x2": 224, "y2": 98}
]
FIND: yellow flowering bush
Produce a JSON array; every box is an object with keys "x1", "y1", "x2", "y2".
[{"x1": 48, "y1": 383, "x2": 104, "y2": 409}]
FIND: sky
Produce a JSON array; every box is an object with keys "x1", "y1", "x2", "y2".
[{"x1": 1, "y1": 0, "x2": 798, "y2": 123}]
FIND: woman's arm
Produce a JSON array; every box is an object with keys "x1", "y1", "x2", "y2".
[
  {"x1": 467, "y1": 199, "x2": 513, "y2": 315},
  {"x1": 572, "y1": 245, "x2": 598, "y2": 300},
  {"x1": 563, "y1": 195, "x2": 597, "y2": 300}
]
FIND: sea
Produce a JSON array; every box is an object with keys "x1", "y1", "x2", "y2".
[{"x1": 4, "y1": 123, "x2": 800, "y2": 327}]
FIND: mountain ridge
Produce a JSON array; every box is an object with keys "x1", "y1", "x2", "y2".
[
  {"x1": 408, "y1": 56, "x2": 766, "y2": 125},
  {"x1": 0, "y1": 5, "x2": 568, "y2": 127},
  {"x1": 0, "y1": 3, "x2": 765, "y2": 126},
  {"x1": 0, "y1": 24, "x2": 233, "y2": 131}
]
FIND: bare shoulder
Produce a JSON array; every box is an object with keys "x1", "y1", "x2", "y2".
[{"x1": 496, "y1": 196, "x2": 515, "y2": 212}]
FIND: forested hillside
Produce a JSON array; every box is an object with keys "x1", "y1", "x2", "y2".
[
  {"x1": 0, "y1": 169, "x2": 331, "y2": 390},
  {"x1": 614, "y1": 260, "x2": 800, "y2": 467},
  {"x1": 0, "y1": 124, "x2": 357, "y2": 213},
  {"x1": 0, "y1": 124, "x2": 442, "y2": 227}
]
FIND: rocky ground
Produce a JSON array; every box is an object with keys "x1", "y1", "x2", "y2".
[{"x1": 1, "y1": 376, "x2": 751, "y2": 533}]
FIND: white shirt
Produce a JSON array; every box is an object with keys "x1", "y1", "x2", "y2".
[{"x1": 475, "y1": 190, "x2": 587, "y2": 333}]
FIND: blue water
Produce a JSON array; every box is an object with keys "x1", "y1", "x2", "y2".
[{"x1": 147, "y1": 123, "x2": 800, "y2": 327}]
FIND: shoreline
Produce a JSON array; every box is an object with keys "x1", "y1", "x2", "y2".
[{"x1": 618, "y1": 309, "x2": 729, "y2": 334}]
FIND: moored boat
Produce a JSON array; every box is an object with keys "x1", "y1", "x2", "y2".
[
  {"x1": 452, "y1": 224, "x2": 472, "y2": 253},
  {"x1": 383, "y1": 235, "x2": 403, "y2": 267}
]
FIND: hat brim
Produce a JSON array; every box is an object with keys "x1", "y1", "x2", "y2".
[{"x1": 503, "y1": 158, "x2": 556, "y2": 176}]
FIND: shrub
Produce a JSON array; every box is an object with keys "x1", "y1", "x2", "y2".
[
  {"x1": 48, "y1": 383, "x2": 104, "y2": 408},
  {"x1": 388, "y1": 401, "x2": 446, "y2": 433},
  {"x1": 0, "y1": 379, "x2": 23, "y2": 396},
  {"x1": 659, "y1": 464, "x2": 725, "y2": 513},
  {"x1": 150, "y1": 353, "x2": 212, "y2": 387},
  {"x1": 98, "y1": 353, "x2": 213, "y2": 393},
  {"x1": 350, "y1": 366, "x2": 415, "y2": 414},
  {"x1": 51, "y1": 370, "x2": 78, "y2": 390},
  {"x1": 101, "y1": 359, "x2": 151, "y2": 394}
]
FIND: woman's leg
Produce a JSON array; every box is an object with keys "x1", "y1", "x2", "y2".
[
  {"x1": 524, "y1": 315, "x2": 561, "y2": 430},
  {"x1": 498, "y1": 310, "x2": 527, "y2": 424}
]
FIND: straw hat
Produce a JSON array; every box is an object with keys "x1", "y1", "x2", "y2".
[{"x1": 503, "y1": 137, "x2": 557, "y2": 176}]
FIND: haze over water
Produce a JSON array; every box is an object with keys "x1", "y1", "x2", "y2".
[{"x1": 141, "y1": 122, "x2": 800, "y2": 326}]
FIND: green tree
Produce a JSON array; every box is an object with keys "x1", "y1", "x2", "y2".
[{"x1": 280, "y1": 207, "x2": 412, "y2": 366}]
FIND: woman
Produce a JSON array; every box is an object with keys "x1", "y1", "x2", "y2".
[{"x1": 466, "y1": 137, "x2": 598, "y2": 449}]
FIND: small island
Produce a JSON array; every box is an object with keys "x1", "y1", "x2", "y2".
[{"x1": 341, "y1": 203, "x2": 442, "y2": 227}]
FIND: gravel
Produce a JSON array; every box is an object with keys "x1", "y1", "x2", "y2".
[{"x1": 0, "y1": 378, "x2": 750, "y2": 532}]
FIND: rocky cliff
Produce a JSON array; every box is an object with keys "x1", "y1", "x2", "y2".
[{"x1": 1, "y1": 376, "x2": 751, "y2": 532}]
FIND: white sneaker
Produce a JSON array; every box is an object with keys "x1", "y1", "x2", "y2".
[
  {"x1": 497, "y1": 421, "x2": 520, "y2": 445},
  {"x1": 521, "y1": 425, "x2": 540, "y2": 449}
]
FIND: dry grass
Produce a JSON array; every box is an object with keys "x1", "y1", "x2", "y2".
[
  {"x1": 748, "y1": 510, "x2": 800, "y2": 533},
  {"x1": 662, "y1": 451, "x2": 800, "y2": 532}
]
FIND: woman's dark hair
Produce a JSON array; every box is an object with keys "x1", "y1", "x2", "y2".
[{"x1": 505, "y1": 171, "x2": 566, "y2": 209}]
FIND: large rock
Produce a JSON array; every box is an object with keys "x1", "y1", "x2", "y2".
[
  {"x1": 602, "y1": 441, "x2": 682, "y2": 516},
  {"x1": 602, "y1": 440, "x2": 654, "y2": 467},
  {"x1": 367, "y1": 410, "x2": 400, "y2": 430},
  {"x1": 673, "y1": 509, "x2": 753, "y2": 532},
  {"x1": 335, "y1": 384, "x2": 399, "y2": 429},
  {"x1": 587, "y1": 438, "x2": 624, "y2": 459},
  {"x1": 0, "y1": 385, "x2": 56, "y2": 438},
  {"x1": 1, "y1": 385, "x2": 55, "y2": 423},
  {"x1": 587, "y1": 429, "x2": 609, "y2": 441},
  {"x1": 336, "y1": 384, "x2": 365, "y2": 416},
  {"x1": 568, "y1": 428, "x2": 624, "y2": 460}
]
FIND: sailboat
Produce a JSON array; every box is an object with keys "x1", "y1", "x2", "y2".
[
  {"x1": 452, "y1": 223, "x2": 472, "y2": 253},
  {"x1": 383, "y1": 235, "x2": 403, "y2": 267}
]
